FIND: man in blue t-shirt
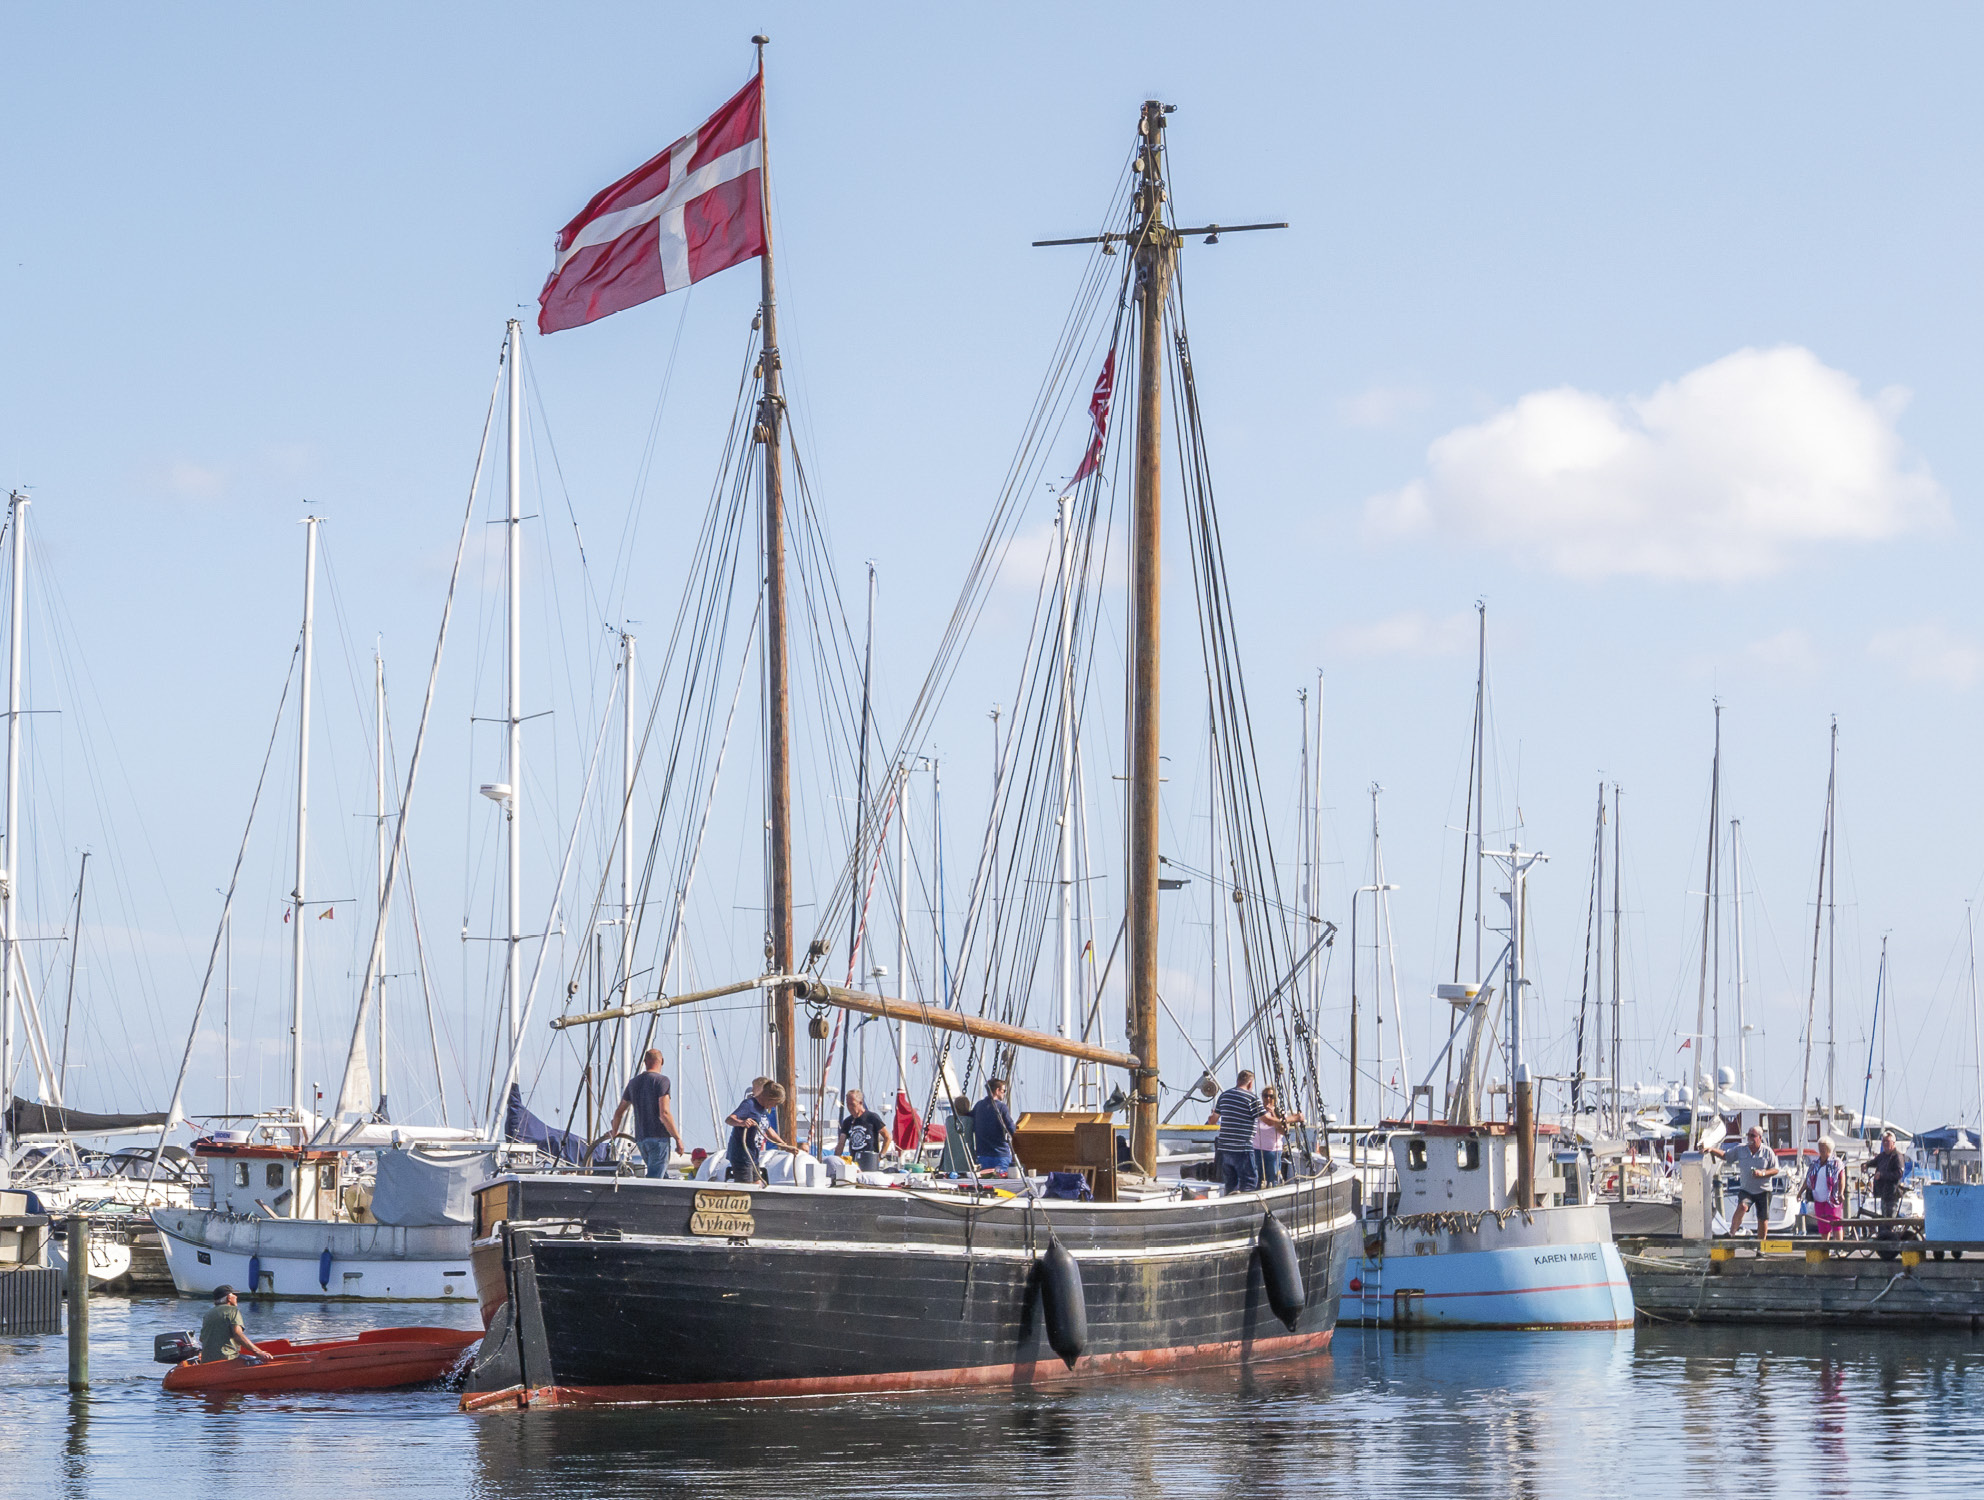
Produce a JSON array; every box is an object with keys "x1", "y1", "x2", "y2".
[
  {"x1": 972, "y1": 1078, "x2": 1017, "y2": 1173},
  {"x1": 724, "y1": 1079, "x2": 791, "y2": 1183},
  {"x1": 610, "y1": 1049, "x2": 683, "y2": 1179},
  {"x1": 1208, "y1": 1069, "x2": 1266, "y2": 1194}
]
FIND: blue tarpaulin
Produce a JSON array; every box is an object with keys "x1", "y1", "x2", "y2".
[{"x1": 503, "y1": 1083, "x2": 611, "y2": 1165}]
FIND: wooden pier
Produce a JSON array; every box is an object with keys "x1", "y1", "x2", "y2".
[{"x1": 1623, "y1": 1235, "x2": 1984, "y2": 1327}]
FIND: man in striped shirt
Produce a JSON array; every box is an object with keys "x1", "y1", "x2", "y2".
[{"x1": 1209, "y1": 1070, "x2": 1266, "y2": 1194}]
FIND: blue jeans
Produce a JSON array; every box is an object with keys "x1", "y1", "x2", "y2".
[
  {"x1": 1219, "y1": 1148, "x2": 1259, "y2": 1195},
  {"x1": 637, "y1": 1137, "x2": 673, "y2": 1179},
  {"x1": 975, "y1": 1150, "x2": 1014, "y2": 1174},
  {"x1": 1255, "y1": 1148, "x2": 1283, "y2": 1185}
]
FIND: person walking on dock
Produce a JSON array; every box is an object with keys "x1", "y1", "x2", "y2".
[
  {"x1": 610, "y1": 1048, "x2": 683, "y2": 1180},
  {"x1": 1210, "y1": 1070, "x2": 1266, "y2": 1195},
  {"x1": 972, "y1": 1078, "x2": 1018, "y2": 1175},
  {"x1": 1806, "y1": 1138, "x2": 1847, "y2": 1238},
  {"x1": 724, "y1": 1080, "x2": 791, "y2": 1183},
  {"x1": 1871, "y1": 1131, "x2": 1905, "y2": 1234},
  {"x1": 1718, "y1": 1125, "x2": 1778, "y2": 1238},
  {"x1": 199, "y1": 1286, "x2": 271, "y2": 1364}
]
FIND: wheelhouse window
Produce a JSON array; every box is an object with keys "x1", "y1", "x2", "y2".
[
  {"x1": 1405, "y1": 1138, "x2": 1428, "y2": 1170},
  {"x1": 1765, "y1": 1113, "x2": 1794, "y2": 1149},
  {"x1": 266, "y1": 1162, "x2": 285, "y2": 1189},
  {"x1": 318, "y1": 1163, "x2": 336, "y2": 1190},
  {"x1": 232, "y1": 1162, "x2": 250, "y2": 1188},
  {"x1": 1456, "y1": 1139, "x2": 1480, "y2": 1170}
]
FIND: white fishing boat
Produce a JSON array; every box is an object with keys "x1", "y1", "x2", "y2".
[{"x1": 1337, "y1": 851, "x2": 1633, "y2": 1330}]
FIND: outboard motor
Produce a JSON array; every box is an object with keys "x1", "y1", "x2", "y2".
[{"x1": 154, "y1": 1331, "x2": 202, "y2": 1365}]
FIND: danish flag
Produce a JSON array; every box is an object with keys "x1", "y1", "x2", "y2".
[
  {"x1": 538, "y1": 73, "x2": 767, "y2": 334},
  {"x1": 1065, "y1": 348, "x2": 1117, "y2": 491}
]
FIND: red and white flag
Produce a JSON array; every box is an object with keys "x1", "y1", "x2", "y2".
[
  {"x1": 1064, "y1": 348, "x2": 1117, "y2": 491},
  {"x1": 538, "y1": 74, "x2": 766, "y2": 334}
]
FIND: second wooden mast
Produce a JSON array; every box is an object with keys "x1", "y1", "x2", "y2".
[
  {"x1": 754, "y1": 35, "x2": 799, "y2": 1143},
  {"x1": 1126, "y1": 99, "x2": 1173, "y2": 1176}
]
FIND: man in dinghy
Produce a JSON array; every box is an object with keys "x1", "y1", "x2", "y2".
[{"x1": 200, "y1": 1286, "x2": 272, "y2": 1364}]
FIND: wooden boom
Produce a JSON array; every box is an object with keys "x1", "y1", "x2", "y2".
[{"x1": 551, "y1": 974, "x2": 1139, "y2": 1072}]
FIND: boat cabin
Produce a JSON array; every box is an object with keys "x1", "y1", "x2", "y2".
[
  {"x1": 1390, "y1": 1123, "x2": 1585, "y2": 1214},
  {"x1": 193, "y1": 1133, "x2": 342, "y2": 1219}
]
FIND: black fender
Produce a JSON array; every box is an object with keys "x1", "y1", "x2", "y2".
[
  {"x1": 1259, "y1": 1211, "x2": 1305, "y2": 1329},
  {"x1": 1038, "y1": 1234, "x2": 1087, "y2": 1366}
]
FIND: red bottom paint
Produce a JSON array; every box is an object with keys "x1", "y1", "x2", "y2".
[{"x1": 461, "y1": 1329, "x2": 1336, "y2": 1412}]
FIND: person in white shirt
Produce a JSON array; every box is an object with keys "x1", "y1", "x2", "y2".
[{"x1": 1805, "y1": 1138, "x2": 1847, "y2": 1238}]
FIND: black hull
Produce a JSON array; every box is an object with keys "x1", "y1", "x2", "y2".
[{"x1": 464, "y1": 1171, "x2": 1355, "y2": 1407}]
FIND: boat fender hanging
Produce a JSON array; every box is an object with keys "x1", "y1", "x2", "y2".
[
  {"x1": 1258, "y1": 1212, "x2": 1305, "y2": 1329},
  {"x1": 246, "y1": 1255, "x2": 262, "y2": 1297},
  {"x1": 1038, "y1": 1235, "x2": 1087, "y2": 1367},
  {"x1": 319, "y1": 1248, "x2": 333, "y2": 1291}
]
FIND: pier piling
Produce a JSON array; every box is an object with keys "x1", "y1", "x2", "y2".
[{"x1": 66, "y1": 1215, "x2": 89, "y2": 1390}]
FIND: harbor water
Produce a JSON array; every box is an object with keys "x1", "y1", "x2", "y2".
[{"x1": 5, "y1": 1295, "x2": 1983, "y2": 1496}]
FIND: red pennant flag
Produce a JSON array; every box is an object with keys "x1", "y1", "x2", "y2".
[
  {"x1": 1064, "y1": 348, "x2": 1117, "y2": 491},
  {"x1": 282, "y1": 908, "x2": 290, "y2": 924},
  {"x1": 1676, "y1": 1037, "x2": 1692, "y2": 1053},
  {"x1": 538, "y1": 73, "x2": 766, "y2": 334},
  {"x1": 318, "y1": 906, "x2": 334, "y2": 921}
]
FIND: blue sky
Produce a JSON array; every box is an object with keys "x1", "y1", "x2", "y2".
[{"x1": 4, "y1": 6, "x2": 1983, "y2": 1137}]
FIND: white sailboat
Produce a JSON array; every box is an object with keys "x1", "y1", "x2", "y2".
[{"x1": 154, "y1": 475, "x2": 505, "y2": 1299}]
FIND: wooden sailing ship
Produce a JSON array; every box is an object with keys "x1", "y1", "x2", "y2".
[{"x1": 462, "y1": 55, "x2": 1355, "y2": 1408}]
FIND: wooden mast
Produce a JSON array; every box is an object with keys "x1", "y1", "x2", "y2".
[
  {"x1": 1126, "y1": 98, "x2": 1173, "y2": 1176},
  {"x1": 754, "y1": 35, "x2": 798, "y2": 1142}
]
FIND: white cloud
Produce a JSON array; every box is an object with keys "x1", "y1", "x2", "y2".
[
  {"x1": 1365, "y1": 347, "x2": 1946, "y2": 581},
  {"x1": 1327, "y1": 610, "x2": 1478, "y2": 659},
  {"x1": 1868, "y1": 624, "x2": 1984, "y2": 689},
  {"x1": 1339, "y1": 384, "x2": 1432, "y2": 429},
  {"x1": 1746, "y1": 628, "x2": 1820, "y2": 674},
  {"x1": 166, "y1": 461, "x2": 228, "y2": 499}
]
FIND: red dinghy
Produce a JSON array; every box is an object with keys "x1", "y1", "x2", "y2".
[{"x1": 162, "y1": 1326, "x2": 480, "y2": 1394}]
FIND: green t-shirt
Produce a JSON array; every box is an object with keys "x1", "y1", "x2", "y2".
[{"x1": 200, "y1": 1303, "x2": 245, "y2": 1361}]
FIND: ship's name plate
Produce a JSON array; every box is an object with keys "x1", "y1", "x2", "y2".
[{"x1": 690, "y1": 1189, "x2": 754, "y2": 1237}]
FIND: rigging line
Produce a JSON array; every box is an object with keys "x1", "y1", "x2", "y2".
[
  {"x1": 148, "y1": 641, "x2": 300, "y2": 1194},
  {"x1": 517, "y1": 337, "x2": 610, "y2": 639},
  {"x1": 609, "y1": 285, "x2": 696, "y2": 621},
  {"x1": 326, "y1": 340, "x2": 505, "y2": 1133}
]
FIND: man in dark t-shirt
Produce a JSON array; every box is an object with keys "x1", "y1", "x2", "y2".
[
  {"x1": 610, "y1": 1048, "x2": 682, "y2": 1178},
  {"x1": 837, "y1": 1089, "x2": 888, "y2": 1170}
]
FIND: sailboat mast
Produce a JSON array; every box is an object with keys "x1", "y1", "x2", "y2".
[
  {"x1": 374, "y1": 649, "x2": 388, "y2": 1117},
  {"x1": 1798, "y1": 725, "x2": 1835, "y2": 1159},
  {"x1": 1689, "y1": 704, "x2": 1718, "y2": 1150},
  {"x1": 1055, "y1": 497, "x2": 1076, "y2": 1100},
  {"x1": 752, "y1": 37, "x2": 798, "y2": 1143},
  {"x1": 1611, "y1": 784, "x2": 1622, "y2": 1137},
  {"x1": 620, "y1": 629, "x2": 636, "y2": 1088},
  {"x1": 0, "y1": 490, "x2": 23, "y2": 1181},
  {"x1": 1826, "y1": 716, "x2": 1838, "y2": 1124},
  {"x1": 502, "y1": 318, "x2": 524, "y2": 1101},
  {"x1": 1125, "y1": 97, "x2": 1174, "y2": 1176},
  {"x1": 291, "y1": 514, "x2": 320, "y2": 1126},
  {"x1": 1732, "y1": 817, "x2": 1748, "y2": 1094}
]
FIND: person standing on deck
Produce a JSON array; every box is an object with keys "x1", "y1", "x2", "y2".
[
  {"x1": 1210, "y1": 1070, "x2": 1266, "y2": 1195},
  {"x1": 725, "y1": 1080, "x2": 791, "y2": 1183},
  {"x1": 837, "y1": 1089, "x2": 888, "y2": 1171},
  {"x1": 1806, "y1": 1138, "x2": 1847, "y2": 1238},
  {"x1": 1871, "y1": 1131, "x2": 1905, "y2": 1233},
  {"x1": 1253, "y1": 1085, "x2": 1303, "y2": 1186},
  {"x1": 972, "y1": 1078, "x2": 1018, "y2": 1174},
  {"x1": 199, "y1": 1286, "x2": 272, "y2": 1364},
  {"x1": 1714, "y1": 1125, "x2": 1778, "y2": 1238},
  {"x1": 609, "y1": 1049, "x2": 683, "y2": 1180}
]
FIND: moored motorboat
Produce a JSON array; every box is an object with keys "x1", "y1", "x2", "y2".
[{"x1": 161, "y1": 1325, "x2": 480, "y2": 1394}]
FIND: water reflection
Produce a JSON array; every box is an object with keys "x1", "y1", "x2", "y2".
[{"x1": 4, "y1": 1298, "x2": 1983, "y2": 1499}]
